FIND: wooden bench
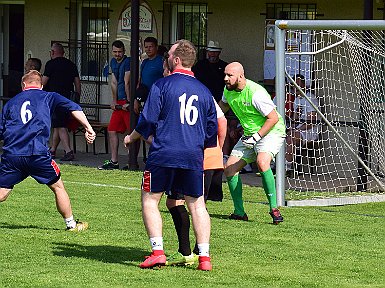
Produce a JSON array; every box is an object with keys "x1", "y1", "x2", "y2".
[{"x1": 72, "y1": 121, "x2": 109, "y2": 155}]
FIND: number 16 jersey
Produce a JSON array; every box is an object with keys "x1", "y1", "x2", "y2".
[{"x1": 136, "y1": 69, "x2": 218, "y2": 171}]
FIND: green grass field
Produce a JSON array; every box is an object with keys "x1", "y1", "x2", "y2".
[{"x1": 1, "y1": 164, "x2": 384, "y2": 288}]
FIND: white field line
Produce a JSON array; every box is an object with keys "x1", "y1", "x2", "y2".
[
  {"x1": 64, "y1": 181, "x2": 140, "y2": 191},
  {"x1": 286, "y1": 194, "x2": 385, "y2": 207}
]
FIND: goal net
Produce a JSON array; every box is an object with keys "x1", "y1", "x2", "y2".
[{"x1": 274, "y1": 20, "x2": 385, "y2": 206}]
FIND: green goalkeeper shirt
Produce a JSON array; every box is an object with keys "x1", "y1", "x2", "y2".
[{"x1": 222, "y1": 79, "x2": 286, "y2": 137}]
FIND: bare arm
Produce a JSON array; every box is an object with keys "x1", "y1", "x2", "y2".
[
  {"x1": 123, "y1": 71, "x2": 131, "y2": 111},
  {"x1": 218, "y1": 100, "x2": 230, "y2": 114},
  {"x1": 124, "y1": 71, "x2": 130, "y2": 102},
  {"x1": 110, "y1": 73, "x2": 118, "y2": 109},
  {"x1": 71, "y1": 111, "x2": 96, "y2": 144},
  {"x1": 123, "y1": 129, "x2": 142, "y2": 147},
  {"x1": 217, "y1": 115, "x2": 227, "y2": 149},
  {"x1": 258, "y1": 109, "x2": 279, "y2": 137},
  {"x1": 111, "y1": 74, "x2": 118, "y2": 102},
  {"x1": 74, "y1": 77, "x2": 81, "y2": 95}
]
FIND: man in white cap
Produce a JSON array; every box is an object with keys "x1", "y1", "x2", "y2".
[{"x1": 192, "y1": 40, "x2": 228, "y2": 103}]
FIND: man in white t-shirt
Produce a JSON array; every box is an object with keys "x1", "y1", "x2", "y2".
[{"x1": 286, "y1": 74, "x2": 320, "y2": 171}]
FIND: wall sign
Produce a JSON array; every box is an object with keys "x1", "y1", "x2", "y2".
[{"x1": 121, "y1": 5, "x2": 153, "y2": 32}]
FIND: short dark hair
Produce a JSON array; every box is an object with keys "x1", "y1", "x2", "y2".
[
  {"x1": 112, "y1": 40, "x2": 125, "y2": 49},
  {"x1": 29, "y1": 58, "x2": 42, "y2": 72},
  {"x1": 157, "y1": 45, "x2": 168, "y2": 56},
  {"x1": 144, "y1": 37, "x2": 158, "y2": 46}
]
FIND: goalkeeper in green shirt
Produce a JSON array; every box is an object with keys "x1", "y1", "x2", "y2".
[{"x1": 218, "y1": 62, "x2": 286, "y2": 224}]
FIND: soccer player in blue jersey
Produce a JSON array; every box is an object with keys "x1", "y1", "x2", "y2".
[
  {"x1": 0, "y1": 70, "x2": 96, "y2": 231},
  {"x1": 124, "y1": 39, "x2": 217, "y2": 271}
]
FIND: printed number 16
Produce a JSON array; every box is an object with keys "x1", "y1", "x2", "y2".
[{"x1": 179, "y1": 93, "x2": 198, "y2": 125}]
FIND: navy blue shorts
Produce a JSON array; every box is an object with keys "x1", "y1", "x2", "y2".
[
  {"x1": 0, "y1": 154, "x2": 61, "y2": 189},
  {"x1": 142, "y1": 164, "x2": 204, "y2": 198}
]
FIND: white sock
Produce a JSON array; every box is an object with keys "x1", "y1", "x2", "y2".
[
  {"x1": 149, "y1": 237, "x2": 163, "y2": 251},
  {"x1": 64, "y1": 215, "x2": 76, "y2": 229},
  {"x1": 197, "y1": 243, "x2": 210, "y2": 257}
]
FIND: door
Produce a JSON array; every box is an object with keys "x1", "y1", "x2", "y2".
[
  {"x1": 0, "y1": 5, "x2": 5, "y2": 104},
  {"x1": 0, "y1": 3, "x2": 24, "y2": 105}
]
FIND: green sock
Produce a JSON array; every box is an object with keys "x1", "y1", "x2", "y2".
[
  {"x1": 260, "y1": 168, "x2": 277, "y2": 211},
  {"x1": 227, "y1": 174, "x2": 245, "y2": 216}
]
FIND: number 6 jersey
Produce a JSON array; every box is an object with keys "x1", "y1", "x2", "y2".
[
  {"x1": 0, "y1": 88, "x2": 82, "y2": 156},
  {"x1": 136, "y1": 69, "x2": 218, "y2": 171}
]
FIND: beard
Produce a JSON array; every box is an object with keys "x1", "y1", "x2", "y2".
[
  {"x1": 207, "y1": 56, "x2": 219, "y2": 63},
  {"x1": 167, "y1": 58, "x2": 175, "y2": 73},
  {"x1": 225, "y1": 82, "x2": 238, "y2": 91}
]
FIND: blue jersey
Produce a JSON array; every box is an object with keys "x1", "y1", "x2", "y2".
[
  {"x1": 136, "y1": 69, "x2": 218, "y2": 171},
  {"x1": 0, "y1": 88, "x2": 81, "y2": 156},
  {"x1": 110, "y1": 56, "x2": 131, "y2": 100},
  {"x1": 140, "y1": 55, "x2": 164, "y2": 89}
]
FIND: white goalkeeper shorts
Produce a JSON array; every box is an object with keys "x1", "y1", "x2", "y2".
[{"x1": 230, "y1": 133, "x2": 285, "y2": 164}]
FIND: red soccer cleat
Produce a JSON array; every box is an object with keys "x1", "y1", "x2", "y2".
[
  {"x1": 139, "y1": 252, "x2": 166, "y2": 269},
  {"x1": 197, "y1": 256, "x2": 212, "y2": 271},
  {"x1": 269, "y1": 208, "x2": 284, "y2": 225}
]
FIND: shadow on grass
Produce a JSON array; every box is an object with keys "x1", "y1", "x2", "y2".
[
  {"x1": 208, "y1": 213, "x2": 257, "y2": 223},
  {"x1": 0, "y1": 222, "x2": 61, "y2": 231},
  {"x1": 318, "y1": 208, "x2": 385, "y2": 218},
  {"x1": 52, "y1": 242, "x2": 148, "y2": 266},
  {"x1": 208, "y1": 213, "x2": 233, "y2": 220}
]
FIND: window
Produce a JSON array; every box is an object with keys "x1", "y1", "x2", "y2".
[
  {"x1": 69, "y1": 0, "x2": 109, "y2": 82},
  {"x1": 67, "y1": 0, "x2": 110, "y2": 120},
  {"x1": 162, "y1": 2, "x2": 207, "y2": 51},
  {"x1": 266, "y1": 3, "x2": 317, "y2": 20}
]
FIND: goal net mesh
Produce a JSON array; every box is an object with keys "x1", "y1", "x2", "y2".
[{"x1": 283, "y1": 28, "x2": 385, "y2": 194}]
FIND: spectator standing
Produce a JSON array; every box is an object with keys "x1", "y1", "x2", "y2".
[
  {"x1": 25, "y1": 58, "x2": 42, "y2": 73},
  {"x1": 0, "y1": 70, "x2": 95, "y2": 231},
  {"x1": 42, "y1": 42, "x2": 81, "y2": 161},
  {"x1": 192, "y1": 40, "x2": 228, "y2": 103},
  {"x1": 123, "y1": 39, "x2": 217, "y2": 271},
  {"x1": 134, "y1": 37, "x2": 164, "y2": 114},
  {"x1": 98, "y1": 40, "x2": 131, "y2": 170},
  {"x1": 132, "y1": 37, "x2": 164, "y2": 169},
  {"x1": 7, "y1": 57, "x2": 43, "y2": 100},
  {"x1": 219, "y1": 62, "x2": 286, "y2": 224}
]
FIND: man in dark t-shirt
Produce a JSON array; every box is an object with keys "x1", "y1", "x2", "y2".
[
  {"x1": 192, "y1": 40, "x2": 228, "y2": 103},
  {"x1": 42, "y1": 42, "x2": 81, "y2": 161}
]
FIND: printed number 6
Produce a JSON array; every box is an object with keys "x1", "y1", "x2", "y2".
[
  {"x1": 179, "y1": 93, "x2": 198, "y2": 125},
  {"x1": 21, "y1": 101, "x2": 33, "y2": 124}
]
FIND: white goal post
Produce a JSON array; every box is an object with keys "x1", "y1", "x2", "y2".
[{"x1": 274, "y1": 20, "x2": 385, "y2": 206}]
